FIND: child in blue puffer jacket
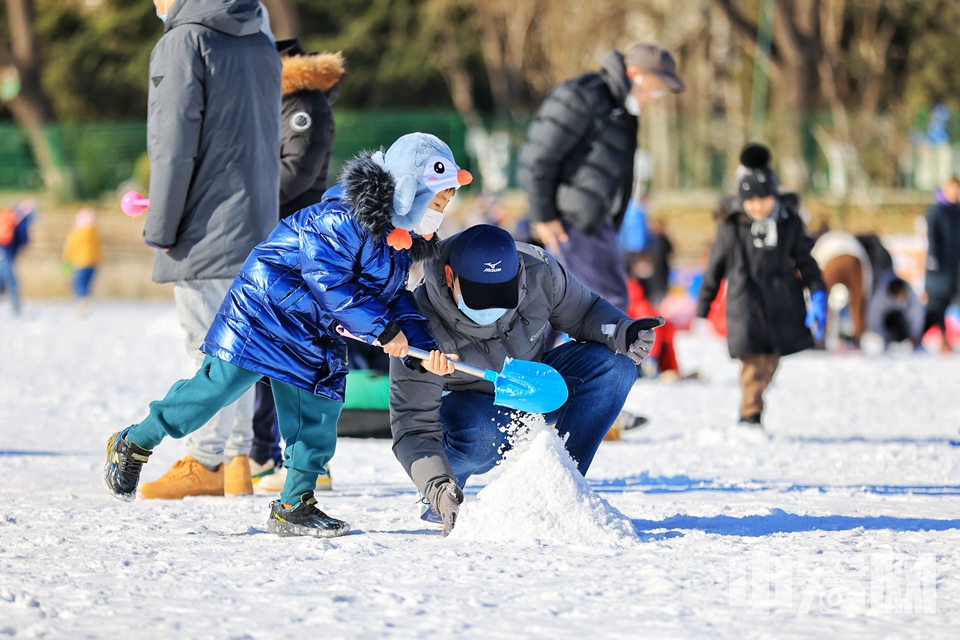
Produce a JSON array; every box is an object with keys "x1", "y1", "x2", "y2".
[{"x1": 104, "y1": 133, "x2": 471, "y2": 538}]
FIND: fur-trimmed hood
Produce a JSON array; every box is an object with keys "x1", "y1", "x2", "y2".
[
  {"x1": 338, "y1": 152, "x2": 440, "y2": 262},
  {"x1": 282, "y1": 52, "x2": 345, "y2": 96}
]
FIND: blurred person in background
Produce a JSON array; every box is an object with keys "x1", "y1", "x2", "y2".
[
  {"x1": 922, "y1": 177, "x2": 960, "y2": 352},
  {"x1": 635, "y1": 217, "x2": 674, "y2": 308},
  {"x1": 856, "y1": 233, "x2": 895, "y2": 296},
  {"x1": 811, "y1": 230, "x2": 872, "y2": 349},
  {"x1": 61, "y1": 207, "x2": 102, "y2": 316},
  {"x1": 697, "y1": 144, "x2": 826, "y2": 427},
  {"x1": 0, "y1": 199, "x2": 35, "y2": 316},
  {"x1": 867, "y1": 276, "x2": 924, "y2": 348},
  {"x1": 249, "y1": 38, "x2": 345, "y2": 493},
  {"x1": 138, "y1": 0, "x2": 281, "y2": 500},
  {"x1": 517, "y1": 44, "x2": 684, "y2": 317}
]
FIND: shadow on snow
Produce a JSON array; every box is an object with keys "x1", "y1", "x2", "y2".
[
  {"x1": 591, "y1": 472, "x2": 960, "y2": 496},
  {"x1": 632, "y1": 508, "x2": 960, "y2": 537}
]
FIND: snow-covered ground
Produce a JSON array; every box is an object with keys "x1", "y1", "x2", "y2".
[{"x1": 1, "y1": 301, "x2": 959, "y2": 639}]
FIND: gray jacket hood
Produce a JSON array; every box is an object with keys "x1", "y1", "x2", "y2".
[
  {"x1": 598, "y1": 50, "x2": 630, "y2": 107},
  {"x1": 166, "y1": 0, "x2": 263, "y2": 36}
]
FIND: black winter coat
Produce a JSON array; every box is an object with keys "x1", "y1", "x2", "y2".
[
  {"x1": 923, "y1": 198, "x2": 960, "y2": 299},
  {"x1": 517, "y1": 51, "x2": 637, "y2": 233},
  {"x1": 279, "y1": 52, "x2": 344, "y2": 219},
  {"x1": 697, "y1": 195, "x2": 825, "y2": 358}
]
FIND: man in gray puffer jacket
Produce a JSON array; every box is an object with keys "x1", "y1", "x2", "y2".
[
  {"x1": 390, "y1": 225, "x2": 661, "y2": 535},
  {"x1": 140, "y1": 0, "x2": 280, "y2": 499}
]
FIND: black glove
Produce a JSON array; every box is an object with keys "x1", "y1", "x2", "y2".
[
  {"x1": 427, "y1": 478, "x2": 464, "y2": 537},
  {"x1": 613, "y1": 316, "x2": 663, "y2": 365}
]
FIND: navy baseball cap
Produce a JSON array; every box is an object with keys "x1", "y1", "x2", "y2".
[{"x1": 449, "y1": 225, "x2": 520, "y2": 310}]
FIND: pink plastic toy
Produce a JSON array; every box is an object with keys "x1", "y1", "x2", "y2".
[{"x1": 120, "y1": 191, "x2": 150, "y2": 217}]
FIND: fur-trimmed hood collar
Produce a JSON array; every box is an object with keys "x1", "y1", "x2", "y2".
[
  {"x1": 338, "y1": 152, "x2": 440, "y2": 263},
  {"x1": 282, "y1": 52, "x2": 345, "y2": 96}
]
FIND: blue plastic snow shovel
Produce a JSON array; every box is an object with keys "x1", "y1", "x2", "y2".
[
  {"x1": 336, "y1": 326, "x2": 568, "y2": 414},
  {"x1": 405, "y1": 346, "x2": 568, "y2": 414}
]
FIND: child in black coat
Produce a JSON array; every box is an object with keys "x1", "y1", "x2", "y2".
[{"x1": 697, "y1": 145, "x2": 826, "y2": 426}]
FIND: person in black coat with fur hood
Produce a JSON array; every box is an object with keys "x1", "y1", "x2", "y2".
[
  {"x1": 697, "y1": 144, "x2": 827, "y2": 427},
  {"x1": 277, "y1": 40, "x2": 345, "y2": 219},
  {"x1": 250, "y1": 40, "x2": 346, "y2": 482}
]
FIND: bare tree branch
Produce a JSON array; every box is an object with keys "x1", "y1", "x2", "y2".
[{"x1": 711, "y1": 0, "x2": 782, "y2": 64}]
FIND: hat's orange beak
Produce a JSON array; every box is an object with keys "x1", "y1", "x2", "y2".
[{"x1": 457, "y1": 170, "x2": 473, "y2": 187}]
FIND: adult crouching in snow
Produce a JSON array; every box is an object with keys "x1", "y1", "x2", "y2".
[
  {"x1": 697, "y1": 144, "x2": 826, "y2": 427},
  {"x1": 390, "y1": 224, "x2": 663, "y2": 536}
]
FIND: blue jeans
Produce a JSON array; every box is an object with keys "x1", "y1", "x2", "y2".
[
  {"x1": 72, "y1": 267, "x2": 96, "y2": 298},
  {"x1": 0, "y1": 254, "x2": 19, "y2": 313},
  {"x1": 251, "y1": 380, "x2": 283, "y2": 466},
  {"x1": 440, "y1": 341, "x2": 637, "y2": 486}
]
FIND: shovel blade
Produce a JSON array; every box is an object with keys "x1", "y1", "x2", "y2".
[{"x1": 493, "y1": 357, "x2": 568, "y2": 414}]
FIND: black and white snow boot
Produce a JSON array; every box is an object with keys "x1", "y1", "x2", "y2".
[
  {"x1": 267, "y1": 491, "x2": 350, "y2": 538},
  {"x1": 103, "y1": 429, "x2": 152, "y2": 501}
]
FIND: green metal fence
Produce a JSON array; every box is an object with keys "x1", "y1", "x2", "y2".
[
  {"x1": 1, "y1": 108, "x2": 957, "y2": 199},
  {"x1": 0, "y1": 110, "x2": 474, "y2": 199}
]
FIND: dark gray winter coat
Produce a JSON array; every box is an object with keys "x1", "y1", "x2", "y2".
[
  {"x1": 279, "y1": 52, "x2": 344, "y2": 219},
  {"x1": 390, "y1": 236, "x2": 631, "y2": 498},
  {"x1": 924, "y1": 196, "x2": 960, "y2": 300},
  {"x1": 145, "y1": 0, "x2": 280, "y2": 282},
  {"x1": 697, "y1": 195, "x2": 825, "y2": 358},
  {"x1": 517, "y1": 51, "x2": 638, "y2": 232}
]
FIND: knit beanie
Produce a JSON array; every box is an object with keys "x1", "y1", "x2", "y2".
[{"x1": 735, "y1": 144, "x2": 778, "y2": 200}]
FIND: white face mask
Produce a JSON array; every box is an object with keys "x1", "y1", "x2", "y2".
[
  {"x1": 414, "y1": 207, "x2": 445, "y2": 236},
  {"x1": 624, "y1": 93, "x2": 642, "y2": 116},
  {"x1": 457, "y1": 294, "x2": 507, "y2": 326}
]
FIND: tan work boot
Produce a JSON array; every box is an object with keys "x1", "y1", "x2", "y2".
[
  {"x1": 139, "y1": 456, "x2": 224, "y2": 499},
  {"x1": 256, "y1": 465, "x2": 332, "y2": 493},
  {"x1": 225, "y1": 455, "x2": 254, "y2": 496}
]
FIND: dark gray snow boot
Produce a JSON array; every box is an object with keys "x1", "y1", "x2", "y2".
[
  {"x1": 267, "y1": 491, "x2": 350, "y2": 538},
  {"x1": 103, "y1": 429, "x2": 152, "y2": 501}
]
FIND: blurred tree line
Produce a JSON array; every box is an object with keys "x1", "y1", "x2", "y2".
[{"x1": 1, "y1": 0, "x2": 959, "y2": 198}]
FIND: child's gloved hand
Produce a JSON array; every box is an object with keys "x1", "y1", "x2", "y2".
[
  {"x1": 805, "y1": 289, "x2": 828, "y2": 341},
  {"x1": 419, "y1": 350, "x2": 459, "y2": 376},
  {"x1": 381, "y1": 330, "x2": 409, "y2": 358}
]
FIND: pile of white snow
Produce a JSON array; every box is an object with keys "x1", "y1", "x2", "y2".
[{"x1": 449, "y1": 415, "x2": 637, "y2": 545}]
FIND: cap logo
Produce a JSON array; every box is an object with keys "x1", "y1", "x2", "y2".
[{"x1": 484, "y1": 261, "x2": 502, "y2": 273}]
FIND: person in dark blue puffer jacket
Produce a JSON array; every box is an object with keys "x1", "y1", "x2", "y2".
[{"x1": 103, "y1": 133, "x2": 470, "y2": 538}]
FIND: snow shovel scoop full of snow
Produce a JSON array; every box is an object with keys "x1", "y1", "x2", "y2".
[{"x1": 336, "y1": 326, "x2": 568, "y2": 414}]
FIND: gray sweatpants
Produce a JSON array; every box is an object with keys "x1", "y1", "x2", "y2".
[{"x1": 173, "y1": 280, "x2": 254, "y2": 469}]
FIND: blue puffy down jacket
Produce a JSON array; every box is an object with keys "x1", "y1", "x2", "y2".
[{"x1": 201, "y1": 163, "x2": 438, "y2": 401}]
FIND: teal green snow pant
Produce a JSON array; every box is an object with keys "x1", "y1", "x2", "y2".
[{"x1": 126, "y1": 355, "x2": 341, "y2": 505}]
